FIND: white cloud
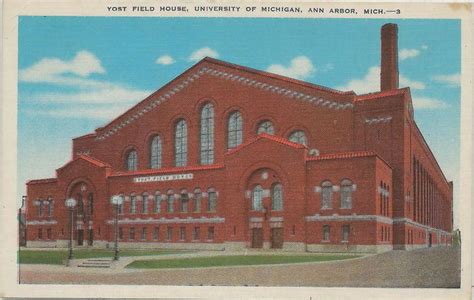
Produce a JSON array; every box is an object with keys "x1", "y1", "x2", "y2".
[
  {"x1": 400, "y1": 74, "x2": 425, "y2": 90},
  {"x1": 19, "y1": 50, "x2": 105, "y2": 83},
  {"x1": 421, "y1": 45, "x2": 429, "y2": 50},
  {"x1": 188, "y1": 47, "x2": 219, "y2": 62},
  {"x1": 266, "y1": 56, "x2": 315, "y2": 80},
  {"x1": 337, "y1": 66, "x2": 425, "y2": 94},
  {"x1": 20, "y1": 51, "x2": 152, "y2": 120},
  {"x1": 432, "y1": 73, "x2": 461, "y2": 87},
  {"x1": 412, "y1": 96, "x2": 449, "y2": 110},
  {"x1": 399, "y1": 48, "x2": 421, "y2": 61},
  {"x1": 156, "y1": 55, "x2": 175, "y2": 65}
]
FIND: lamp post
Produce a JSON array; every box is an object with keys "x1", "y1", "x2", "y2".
[
  {"x1": 111, "y1": 195, "x2": 124, "y2": 261},
  {"x1": 65, "y1": 198, "x2": 77, "y2": 262}
]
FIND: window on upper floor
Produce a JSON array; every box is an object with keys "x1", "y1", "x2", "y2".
[
  {"x1": 150, "y1": 135, "x2": 162, "y2": 169},
  {"x1": 289, "y1": 130, "x2": 307, "y2": 146},
  {"x1": 257, "y1": 120, "x2": 274, "y2": 135},
  {"x1": 271, "y1": 183, "x2": 283, "y2": 211},
  {"x1": 175, "y1": 119, "x2": 187, "y2": 167},
  {"x1": 340, "y1": 179, "x2": 353, "y2": 209},
  {"x1": 252, "y1": 185, "x2": 263, "y2": 211},
  {"x1": 321, "y1": 181, "x2": 333, "y2": 209},
  {"x1": 200, "y1": 103, "x2": 215, "y2": 165},
  {"x1": 228, "y1": 111, "x2": 243, "y2": 149},
  {"x1": 180, "y1": 191, "x2": 189, "y2": 212},
  {"x1": 193, "y1": 188, "x2": 202, "y2": 213},
  {"x1": 167, "y1": 190, "x2": 175, "y2": 213},
  {"x1": 127, "y1": 150, "x2": 138, "y2": 171},
  {"x1": 130, "y1": 194, "x2": 137, "y2": 214},
  {"x1": 142, "y1": 193, "x2": 149, "y2": 213},
  {"x1": 154, "y1": 191, "x2": 161, "y2": 213},
  {"x1": 208, "y1": 189, "x2": 217, "y2": 212}
]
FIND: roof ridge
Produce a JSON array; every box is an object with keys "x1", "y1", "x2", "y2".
[
  {"x1": 355, "y1": 88, "x2": 408, "y2": 102},
  {"x1": 226, "y1": 133, "x2": 306, "y2": 156}
]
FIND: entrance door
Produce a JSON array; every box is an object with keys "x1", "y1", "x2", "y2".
[
  {"x1": 77, "y1": 229, "x2": 84, "y2": 246},
  {"x1": 88, "y1": 229, "x2": 93, "y2": 246},
  {"x1": 251, "y1": 228, "x2": 263, "y2": 248},
  {"x1": 271, "y1": 228, "x2": 283, "y2": 249},
  {"x1": 428, "y1": 233, "x2": 432, "y2": 248}
]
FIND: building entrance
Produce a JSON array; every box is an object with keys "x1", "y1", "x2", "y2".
[
  {"x1": 251, "y1": 228, "x2": 263, "y2": 248},
  {"x1": 271, "y1": 228, "x2": 283, "y2": 249},
  {"x1": 88, "y1": 229, "x2": 94, "y2": 246},
  {"x1": 77, "y1": 229, "x2": 84, "y2": 246}
]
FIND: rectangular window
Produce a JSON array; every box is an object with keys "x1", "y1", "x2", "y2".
[
  {"x1": 179, "y1": 226, "x2": 186, "y2": 241},
  {"x1": 129, "y1": 227, "x2": 135, "y2": 240},
  {"x1": 119, "y1": 227, "x2": 123, "y2": 240},
  {"x1": 180, "y1": 193, "x2": 189, "y2": 212},
  {"x1": 167, "y1": 226, "x2": 173, "y2": 241},
  {"x1": 207, "y1": 226, "x2": 215, "y2": 240},
  {"x1": 38, "y1": 203, "x2": 43, "y2": 217},
  {"x1": 141, "y1": 227, "x2": 147, "y2": 240},
  {"x1": 193, "y1": 227, "x2": 200, "y2": 240},
  {"x1": 381, "y1": 226, "x2": 384, "y2": 241},
  {"x1": 342, "y1": 225, "x2": 350, "y2": 242},
  {"x1": 208, "y1": 192, "x2": 217, "y2": 212},
  {"x1": 322, "y1": 225, "x2": 330, "y2": 241},
  {"x1": 47, "y1": 228, "x2": 52, "y2": 240},
  {"x1": 153, "y1": 227, "x2": 159, "y2": 240},
  {"x1": 118, "y1": 202, "x2": 124, "y2": 214},
  {"x1": 38, "y1": 228, "x2": 43, "y2": 240}
]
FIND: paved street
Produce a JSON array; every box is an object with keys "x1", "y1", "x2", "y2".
[{"x1": 19, "y1": 246, "x2": 460, "y2": 288}]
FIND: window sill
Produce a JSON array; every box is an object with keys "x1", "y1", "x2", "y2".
[{"x1": 320, "y1": 207, "x2": 332, "y2": 210}]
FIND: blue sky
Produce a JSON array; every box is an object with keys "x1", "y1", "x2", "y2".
[{"x1": 18, "y1": 17, "x2": 461, "y2": 225}]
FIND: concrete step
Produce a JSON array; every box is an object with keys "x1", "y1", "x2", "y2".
[{"x1": 77, "y1": 258, "x2": 113, "y2": 268}]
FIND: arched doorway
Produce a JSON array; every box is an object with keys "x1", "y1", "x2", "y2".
[
  {"x1": 246, "y1": 168, "x2": 285, "y2": 249},
  {"x1": 67, "y1": 181, "x2": 95, "y2": 247}
]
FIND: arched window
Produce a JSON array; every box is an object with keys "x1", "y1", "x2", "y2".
[
  {"x1": 87, "y1": 194, "x2": 93, "y2": 216},
  {"x1": 150, "y1": 136, "x2": 162, "y2": 169},
  {"x1": 257, "y1": 120, "x2": 274, "y2": 135},
  {"x1": 142, "y1": 192, "x2": 149, "y2": 213},
  {"x1": 340, "y1": 179, "x2": 353, "y2": 209},
  {"x1": 77, "y1": 194, "x2": 84, "y2": 215},
  {"x1": 271, "y1": 183, "x2": 283, "y2": 211},
  {"x1": 228, "y1": 111, "x2": 243, "y2": 149},
  {"x1": 167, "y1": 190, "x2": 174, "y2": 213},
  {"x1": 207, "y1": 188, "x2": 217, "y2": 212},
  {"x1": 154, "y1": 191, "x2": 161, "y2": 213},
  {"x1": 321, "y1": 181, "x2": 333, "y2": 209},
  {"x1": 127, "y1": 150, "x2": 138, "y2": 171},
  {"x1": 252, "y1": 185, "x2": 263, "y2": 211},
  {"x1": 130, "y1": 193, "x2": 137, "y2": 214},
  {"x1": 180, "y1": 189, "x2": 189, "y2": 212},
  {"x1": 175, "y1": 119, "x2": 187, "y2": 167},
  {"x1": 289, "y1": 130, "x2": 307, "y2": 146},
  {"x1": 193, "y1": 188, "x2": 202, "y2": 212},
  {"x1": 200, "y1": 103, "x2": 214, "y2": 165}
]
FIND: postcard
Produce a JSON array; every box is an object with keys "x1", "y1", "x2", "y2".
[{"x1": 1, "y1": 1, "x2": 472, "y2": 299}]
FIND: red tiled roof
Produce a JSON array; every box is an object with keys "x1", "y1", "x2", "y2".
[
  {"x1": 72, "y1": 133, "x2": 96, "y2": 140},
  {"x1": 204, "y1": 57, "x2": 355, "y2": 96},
  {"x1": 110, "y1": 164, "x2": 225, "y2": 177},
  {"x1": 226, "y1": 133, "x2": 306, "y2": 156},
  {"x1": 354, "y1": 88, "x2": 408, "y2": 102},
  {"x1": 27, "y1": 178, "x2": 58, "y2": 185},
  {"x1": 306, "y1": 150, "x2": 377, "y2": 161},
  {"x1": 56, "y1": 155, "x2": 111, "y2": 171}
]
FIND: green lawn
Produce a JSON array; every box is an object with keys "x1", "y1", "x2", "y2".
[
  {"x1": 126, "y1": 254, "x2": 360, "y2": 269},
  {"x1": 19, "y1": 249, "x2": 188, "y2": 265}
]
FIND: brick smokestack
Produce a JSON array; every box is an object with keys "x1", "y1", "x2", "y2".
[{"x1": 380, "y1": 23, "x2": 399, "y2": 91}]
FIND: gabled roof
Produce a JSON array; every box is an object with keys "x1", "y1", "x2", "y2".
[
  {"x1": 26, "y1": 178, "x2": 58, "y2": 185},
  {"x1": 355, "y1": 88, "x2": 408, "y2": 102},
  {"x1": 56, "y1": 155, "x2": 111, "y2": 172},
  {"x1": 226, "y1": 133, "x2": 307, "y2": 156},
  {"x1": 92, "y1": 57, "x2": 357, "y2": 142}
]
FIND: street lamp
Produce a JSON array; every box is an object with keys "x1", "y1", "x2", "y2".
[
  {"x1": 111, "y1": 195, "x2": 124, "y2": 261},
  {"x1": 65, "y1": 198, "x2": 77, "y2": 262}
]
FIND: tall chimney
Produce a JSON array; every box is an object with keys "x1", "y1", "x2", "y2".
[{"x1": 380, "y1": 23, "x2": 399, "y2": 91}]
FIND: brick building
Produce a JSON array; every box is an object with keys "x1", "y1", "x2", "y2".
[{"x1": 24, "y1": 23, "x2": 453, "y2": 253}]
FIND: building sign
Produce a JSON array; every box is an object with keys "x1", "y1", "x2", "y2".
[{"x1": 133, "y1": 173, "x2": 193, "y2": 183}]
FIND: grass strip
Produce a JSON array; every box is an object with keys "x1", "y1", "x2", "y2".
[
  {"x1": 18, "y1": 249, "x2": 187, "y2": 265},
  {"x1": 126, "y1": 254, "x2": 360, "y2": 269}
]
